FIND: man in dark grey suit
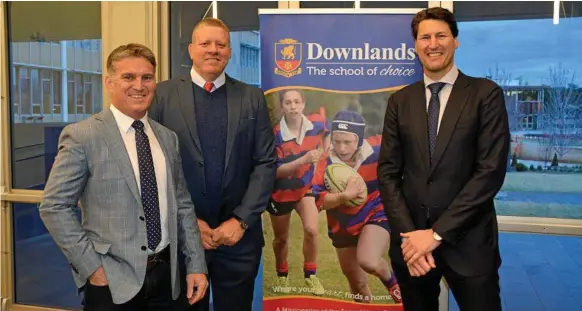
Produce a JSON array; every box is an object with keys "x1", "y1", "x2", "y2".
[
  {"x1": 39, "y1": 43, "x2": 208, "y2": 311},
  {"x1": 149, "y1": 18, "x2": 277, "y2": 311},
  {"x1": 377, "y1": 7, "x2": 509, "y2": 311}
]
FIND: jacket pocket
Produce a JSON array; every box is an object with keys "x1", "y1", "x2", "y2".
[{"x1": 92, "y1": 239, "x2": 112, "y2": 255}]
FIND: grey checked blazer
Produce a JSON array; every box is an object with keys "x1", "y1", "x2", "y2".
[{"x1": 39, "y1": 108, "x2": 207, "y2": 304}]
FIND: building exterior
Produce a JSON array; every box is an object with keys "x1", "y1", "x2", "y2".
[{"x1": 11, "y1": 31, "x2": 261, "y2": 125}]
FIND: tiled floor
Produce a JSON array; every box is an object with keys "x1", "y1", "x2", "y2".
[
  {"x1": 449, "y1": 233, "x2": 582, "y2": 311},
  {"x1": 10, "y1": 211, "x2": 582, "y2": 311}
]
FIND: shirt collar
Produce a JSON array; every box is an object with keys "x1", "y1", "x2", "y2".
[
  {"x1": 109, "y1": 103, "x2": 149, "y2": 133},
  {"x1": 424, "y1": 64, "x2": 459, "y2": 88},
  {"x1": 280, "y1": 114, "x2": 314, "y2": 144},
  {"x1": 190, "y1": 67, "x2": 226, "y2": 91}
]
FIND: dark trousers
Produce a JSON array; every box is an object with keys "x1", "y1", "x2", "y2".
[
  {"x1": 177, "y1": 248, "x2": 262, "y2": 311},
  {"x1": 83, "y1": 248, "x2": 173, "y2": 311},
  {"x1": 391, "y1": 253, "x2": 501, "y2": 311}
]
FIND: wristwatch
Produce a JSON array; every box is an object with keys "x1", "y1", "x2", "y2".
[{"x1": 235, "y1": 216, "x2": 248, "y2": 230}]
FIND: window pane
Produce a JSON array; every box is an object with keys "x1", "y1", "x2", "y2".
[
  {"x1": 218, "y1": 2, "x2": 277, "y2": 31},
  {"x1": 300, "y1": 1, "x2": 355, "y2": 8},
  {"x1": 225, "y1": 32, "x2": 261, "y2": 87},
  {"x1": 7, "y1": 3, "x2": 103, "y2": 193},
  {"x1": 74, "y1": 73, "x2": 83, "y2": 115},
  {"x1": 84, "y1": 78, "x2": 93, "y2": 114},
  {"x1": 30, "y1": 69, "x2": 41, "y2": 115},
  {"x1": 361, "y1": 1, "x2": 428, "y2": 9},
  {"x1": 67, "y1": 77, "x2": 75, "y2": 120},
  {"x1": 42, "y1": 79, "x2": 52, "y2": 115},
  {"x1": 53, "y1": 71, "x2": 62, "y2": 114},
  {"x1": 454, "y1": 1, "x2": 582, "y2": 220},
  {"x1": 19, "y1": 68, "x2": 30, "y2": 116},
  {"x1": 12, "y1": 203, "x2": 83, "y2": 309},
  {"x1": 300, "y1": 1, "x2": 428, "y2": 8},
  {"x1": 454, "y1": 1, "x2": 582, "y2": 22}
]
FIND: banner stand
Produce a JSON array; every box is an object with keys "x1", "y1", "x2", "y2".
[{"x1": 258, "y1": 7, "x2": 449, "y2": 311}]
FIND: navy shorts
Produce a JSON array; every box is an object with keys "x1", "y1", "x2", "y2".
[
  {"x1": 266, "y1": 200, "x2": 297, "y2": 216},
  {"x1": 330, "y1": 220, "x2": 390, "y2": 248}
]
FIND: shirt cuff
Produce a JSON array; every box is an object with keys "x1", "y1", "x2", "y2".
[{"x1": 432, "y1": 231, "x2": 443, "y2": 241}]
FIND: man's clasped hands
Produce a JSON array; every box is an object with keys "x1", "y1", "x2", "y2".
[
  {"x1": 197, "y1": 218, "x2": 245, "y2": 249},
  {"x1": 400, "y1": 229, "x2": 442, "y2": 277}
]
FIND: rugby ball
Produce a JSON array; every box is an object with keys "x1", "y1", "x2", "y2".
[{"x1": 324, "y1": 163, "x2": 367, "y2": 207}]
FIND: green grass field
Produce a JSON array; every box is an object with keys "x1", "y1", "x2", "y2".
[
  {"x1": 501, "y1": 172, "x2": 582, "y2": 193},
  {"x1": 262, "y1": 212, "x2": 397, "y2": 304},
  {"x1": 499, "y1": 172, "x2": 582, "y2": 219},
  {"x1": 495, "y1": 201, "x2": 582, "y2": 218}
]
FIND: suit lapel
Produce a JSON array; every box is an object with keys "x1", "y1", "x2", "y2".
[
  {"x1": 149, "y1": 120, "x2": 173, "y2": 181},
  {"x1": 429, "y1": 73, "x2": 471, "y2": 176},
  {"x1": 224, "y1": 76, "x2": 242, "y2": 173},
  {"x1": 410, "y1": 82, "x2": 431, "y2": 173},
  {"x1": 149, "y1": 120, "x2": 176, "y2": 212},
  {"x1": 97, "y1": 109, "x2": 141, "y2": 203},
  {"x1": 177, "y1": 76, "x2": 203, "y2": 153}
]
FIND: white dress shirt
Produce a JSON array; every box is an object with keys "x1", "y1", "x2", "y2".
[
  {"x1": 191, "y1": 67, "x2": 226, "y2": 93},
  {"x1": 110, "y1": 104, "x2": 169, "y2": 254},
  {"x1": 424, "y1": 64, "x2": 460, "y2": 133}
]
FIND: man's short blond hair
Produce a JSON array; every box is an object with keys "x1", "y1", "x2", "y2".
[
  {"x1": 192, "y1": 18, "x2": 231, "y2": 45},
  {"x1": 106, "y1": 43, "x2": 157, "y2": 74}
]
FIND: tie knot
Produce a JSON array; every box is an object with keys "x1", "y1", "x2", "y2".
[
  {"x1": 131, "y1": 120, "x2": 144, "y2": 131},
  {"x1": 204, "y1": 81, "x2": 214, "y2": 93},
  {"x1": 428, "y1": 82, "x2": 446, "y2": 95}
]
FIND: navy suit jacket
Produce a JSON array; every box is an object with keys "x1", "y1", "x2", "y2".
[
  {"x1": 149, "y1": 74, "x2": 277, "y2": 255},
  {"x1": 378, "y1": 72, "x2": 510, "y2": 277}
]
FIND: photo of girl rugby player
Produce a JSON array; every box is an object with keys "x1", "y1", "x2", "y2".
[
  {"x1": 310, "y1": 110, "x2": 401, "y2": 303},
  {"x1": 268, "y1": 89, "x2": 330, "y2": 295}
]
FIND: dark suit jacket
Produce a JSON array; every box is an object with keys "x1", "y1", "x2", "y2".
[
  {"x1": 377, "y1": 71, "x2": 510, "y2": 277},
  {"x1": 149, "y1": 74, "x2": 277, "y2": 255}
]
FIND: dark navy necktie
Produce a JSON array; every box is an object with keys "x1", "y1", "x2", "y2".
[
  {"x1": 132, "y1": 120, "x2": 161, "y2": 251},
  {"x1": 427, "y1": 82, "x2": 446, "y2": 162}
]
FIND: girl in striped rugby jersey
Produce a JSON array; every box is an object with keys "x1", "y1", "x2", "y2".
[{"x1": 268, "y1": 89, "x2": 330, "y2": 295}]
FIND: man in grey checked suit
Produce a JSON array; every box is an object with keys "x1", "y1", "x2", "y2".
[{"x1": 39, "y1": 43, "x2": 208, "y2": 311}]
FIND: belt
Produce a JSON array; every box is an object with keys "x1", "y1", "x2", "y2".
[{"x1": 146, "y1": 246, "x2": 170, "y2": 272}]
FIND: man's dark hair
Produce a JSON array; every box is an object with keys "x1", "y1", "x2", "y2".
[{"x1": 411, "y1": 7, "x2": 459, "y2": 40}]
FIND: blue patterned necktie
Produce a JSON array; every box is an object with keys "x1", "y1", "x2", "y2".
[
  {"x1": 132, "y1": 120, "x2": 161, "y2": 251},
  {"x1": 427, "y1": 82, "x2": 446, "y2": 163}
]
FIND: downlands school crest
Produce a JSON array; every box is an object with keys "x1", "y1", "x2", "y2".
[{"x1": 275, "y1": 38, "x2": 302, "y2": 78}]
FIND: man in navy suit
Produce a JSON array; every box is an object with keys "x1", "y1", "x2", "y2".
[
  {"x1": 149, "y1": 17, "x2": 277, "y2": 311},
  {"x1": 377, "y1": 7, "x2": 509, "y2": 311}
]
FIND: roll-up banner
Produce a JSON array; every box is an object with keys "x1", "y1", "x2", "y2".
[{"x1": 259, "y1": 8, "x2": 423, "y2": 311}]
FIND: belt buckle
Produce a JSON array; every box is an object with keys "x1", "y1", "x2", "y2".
[
  {"x1": 149, "y1": 252, "x2": 158, "y2": 261},
  {"x1": 148, "y1": 252, "x2": 160, "y2": 263},
  {"x1": 146, "y1": 255, "x2": 159, "y2": 272},
  {"x1": 147, "y1": 247, "x2": 167, "y2": 265}
]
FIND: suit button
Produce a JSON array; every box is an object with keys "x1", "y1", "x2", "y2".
[
  {"x1": 139, "y1": 216, "x2": 145, "y2": 221},
  {"x1": 198, "y1": 162, "x2": 204, "y2": 167},
  {"x1": 427, "y1": 179, "x2": 433, "y2": 185},
  {"x1": 201, "y1": 192, "x2": 206, "y2": 196},
  {"x1": 421, "y1": 204, "x2": 426, "y2": 208},
  {"x1": 141, "y1": 246, "x2": 147, "y2": 251}
]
